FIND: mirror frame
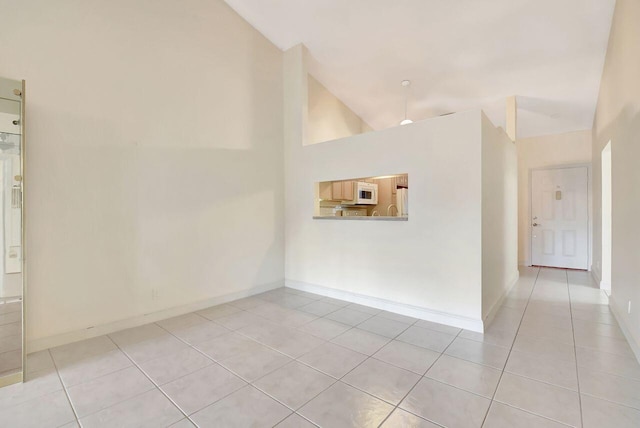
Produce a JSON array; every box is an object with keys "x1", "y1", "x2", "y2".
[{"x1": 0, "y1": 78, "x2": 26, "y2": 388}]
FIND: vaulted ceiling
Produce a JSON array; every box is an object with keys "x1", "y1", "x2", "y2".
[{"x1": 225, "y1": 0, "x2": 615, "y2": 138}]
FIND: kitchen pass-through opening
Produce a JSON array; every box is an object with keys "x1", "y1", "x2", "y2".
[{"x1": 314, "y1": 174, "x2": 408, "y2": 220}]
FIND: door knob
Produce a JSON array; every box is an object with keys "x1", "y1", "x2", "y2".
[{"x1": 532, "y1": 223, "x2": 540, "y2": 227}]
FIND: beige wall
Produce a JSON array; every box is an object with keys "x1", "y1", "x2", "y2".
[
  {"x1": 481, "y1": 113, "x2": 518, "y2": 320},
  {"x1": 516, "y1": 130, "x2": 592, "y2": 265},
  {"x1": 0, "y1": 0, "x2": 285, "y2": 347},
  {"x1": 308, "y1": 75, "x2": 372, "y2": 145},
  {"x1": 591, "y1": 0, "x2": 640, "y2": 358}
]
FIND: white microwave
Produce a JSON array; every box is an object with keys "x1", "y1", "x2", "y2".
[{"x1": 355, "y1": 182, "x2": 378, "y2": 205}]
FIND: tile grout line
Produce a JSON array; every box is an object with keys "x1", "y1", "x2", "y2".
[
  {"x1": 46, "y1": 348, "x2": 82, "y2": 427},
  {"x1": 566, "y1": 270, "x2": 585, "y2": 428},
  {"x1": 223, "y1": 302, "x2": 398, "y2": 426},
  {"x1": 288, "y1": 310, "x2": 420, "y2": 426},
  {"x1": 375, "y1": 327, "x2": 464, "y2": 428},
  {"x1": 240, "y1": 306, "x2": 415, "y2": 424},
  {"x1": 102, "y1": 334, "x2": 196, "y2": 425},
  {"x1": 151, "y1": 319, "x2": 285, "y2": 423},
  {"x1": 479, "y1": 267, "x2": 540, "y2": 428},
  {"x1": 485, "y1": 269, "x2": 591, "y2": 428},
  {"x1": 284, "y1": 311, "x2": 404, "y2": 408}
]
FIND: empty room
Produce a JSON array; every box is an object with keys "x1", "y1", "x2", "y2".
[{"x1": 0, "y1": 0, "x2": 638, "y2": 427}]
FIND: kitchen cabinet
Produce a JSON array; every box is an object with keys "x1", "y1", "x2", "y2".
[
  {"x1": 392, "y1": 174, "x2": 409, "y2": 195},
  {"x1": 319, "y1": 182, "x2": 333, "y2": 200},
  {"x1": 332, "y1": 180, "x2": 354, "y2": 201}
]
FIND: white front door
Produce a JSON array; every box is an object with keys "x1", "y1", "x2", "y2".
[{"x1": 531, "y1": 166, "x2": 589, "y2": 269}]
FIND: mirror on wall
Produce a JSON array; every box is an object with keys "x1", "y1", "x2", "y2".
[
  {"x1": 314, "y1": 174, "x2": 408, "y2": 220},
  {"x1": 0, "y1": 76, "x2": 25, "y2": 387}
]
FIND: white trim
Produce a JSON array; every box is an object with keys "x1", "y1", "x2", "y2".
[
  {"x1": 590, "y1": 264, "x2": 610, "y2": 293},
  {"x1": 27, "y1": 280, "x2": 283, "y2": 354},
  {"x1": 285, "y1": 279, "x2": 484, "y2": 332},
  {"x1": 590, "y1": 264, "x2": 601, "y2": 284},
  {"x1": 609, "y1": 297, "x2": 640, "y2": 365},
  {"x1": 528, "y1": 163, "x2": 592, "y2": 270},
  {"x1": 483, "y1": 271, "x2": 520, "y2": 329}
]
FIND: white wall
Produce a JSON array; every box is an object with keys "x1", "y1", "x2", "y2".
[
  {"x1": 481, "y1": 114, "x2": 518, "y2": 320},
  {"x1": 285, "y1": 45, "x2": 485, "y2": 327},
  {"x1": 0, "y1": 0, "x2": 285, "y2": 346},
  {"x1": 591, "y1": 0, "x2": 640, "y2": 359},
  {"x1": 516, "y1": 130, "x2": 592, "y2": 265},
  {"x1": 308, "y1": 76, "x2": 372, "y2": 145}
]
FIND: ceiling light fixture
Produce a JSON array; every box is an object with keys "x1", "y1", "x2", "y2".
[{"x1": 400, "y1": 80, "x2": 413, "y2": 125}]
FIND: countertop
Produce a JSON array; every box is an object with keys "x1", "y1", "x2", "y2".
[{"x1": 312, "y1": 216, "x2": 408, "y2": 221}]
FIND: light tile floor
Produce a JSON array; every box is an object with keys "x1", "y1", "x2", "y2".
[{"x1": 1, "y1": 267, "x2": 640, "y2": 427}]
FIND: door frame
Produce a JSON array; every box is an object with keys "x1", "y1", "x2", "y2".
[{"x1": 528, "y1": 163, "x2": 592, "y2": 269}]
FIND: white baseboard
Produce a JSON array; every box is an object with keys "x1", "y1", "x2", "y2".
[
  {"x1": 27, "y1": 280, "x2": 284, "y2": 354},
  {"x1": 609, "y1": 297, "x2": 640, "y2": 365},
  {"x1": 285, "y1": 279, "x2": 484, "y2": 333},
  {"x1": 482, "y1": 271, "x2": 520, "y2": 330},
  {"x1": 591, "y1": 265, "x2": 602, "y2": 284},
  {"x1": 590, "y1": 266, "x2": 611, "y2": 293}
]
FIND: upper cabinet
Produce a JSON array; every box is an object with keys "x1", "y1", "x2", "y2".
[
  {"x1": 392, "y1": 174, "x2": 409, "y2": 195},
  {"x1": 331, "y1": 180, "x2": 354, "y2": 201}
]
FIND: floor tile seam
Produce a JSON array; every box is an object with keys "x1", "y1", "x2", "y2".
[
  {"x1": 322, "y1": 310, "x2": 376, "y2": 327},
  {"x1": 180, "y1": 383, "x2": 264, "y2": 423},
  {"x1": 480, "y1": 267, "x2": 541, "y2": 427},
  {"x1": 392, "y1": 335, "x2": 452, "y2": 353},
  {"x1": 506, "y1": 345, "x2": 578, "y2": 365},
  {"x1": 74, "y1": 387, "x2": 163, "y2": 425},
  {"x1": 572, "y1": 328, "x2": 626, "y2": 341},
  {"x1": 250, "y1": 356, "x2": 346, "y2": 423},
  {"x1": 290, "y1": 412, "x2": 321, "y2": 428},
  {"x1": 328, "y1": 319, "x2": 411, "y2": 351},
  {"x1": 46, "y1": 348, "x2": 81, "y2": 426},
  {"x1": 578, "y1": 391, "x2": 640, "y2": 412},
  {"x1": 153, "y1": 322, "x2": 269, "y2": 393},
  {"x1": 249, "y1": 371, "x2": 339, "y2": 414},
  {"x1": 355, "y1": 317, "x2": 416, "y2": 339},
  {"x1": 49, "y1": 342, "x2": 122, "y2": 369},
  {"x1": 374, "y1": 404, "x2": 448, "y2": 428},
  {"x1": 337, "y1": 367, "x2": 422, "y2": 407},
  {"x1": 452, "y1": 333, "x2": 514, "y2": 350},
  {"x1": 501, "y1": 367, "x2": 580, "y2": 393},
  {"x1": 490, "y1": 398, "x2": 579, "y2": 427},
  {"x1": 573, "y1": 343, "x2": 640, "y2": 362},
  {"x1": 352, "y1": 307, "x2": 417, "y2": 334},
  {"x1": 216, "y1": 353, "x2": 293, "y2": 385},
  {"x1": 58, "y1": 361, "x2": 139, "y2": 395},
  {"x1": 403, "y1": 322, "x2": 463, "y2": 339},
  {"x1": 576, "y1": 364, "x2": 640, "y2": 382},
  {"x1": 286, "y1": 336, "x2": 407, "y2": 419},
  {"x1": 572, "y1": 343, "x2": 636, "y2": 360},
  {"x1": 431, "y1": 352, "x2": 504, "y2": 377},
  {"x1": 103, "y1": 332, "x2": 193, "y2": 423},
  {"x1": 297, "y1": 303, "x2": 343, "y2": 318},
  {"x1": 350, "y1": 353, "x2": 424, "y2": 377},
  {"x1": 566, "y1": 270, "x2": 585, "y2": 428},
  {"x1": 375, "y1": 328, "x2": 463, "y2": 427},
  {"x1": 230, "y1": 322, "x2": 327, "y2": 360},
  {"x1": 377, "y1": 313, "x2": 419, "y2": 327},
  {"x1": 573, "y1": 337, "x2": 630, "y2": 352}
]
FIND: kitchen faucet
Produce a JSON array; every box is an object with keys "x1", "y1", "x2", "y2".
[{"x1": 387, "y1": 204, "x2": 398, "y2": 216}]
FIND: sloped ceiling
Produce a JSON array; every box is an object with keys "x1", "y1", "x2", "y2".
[{"x1": 225, "y1": 0, "x2": 615, "y2": 137}]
